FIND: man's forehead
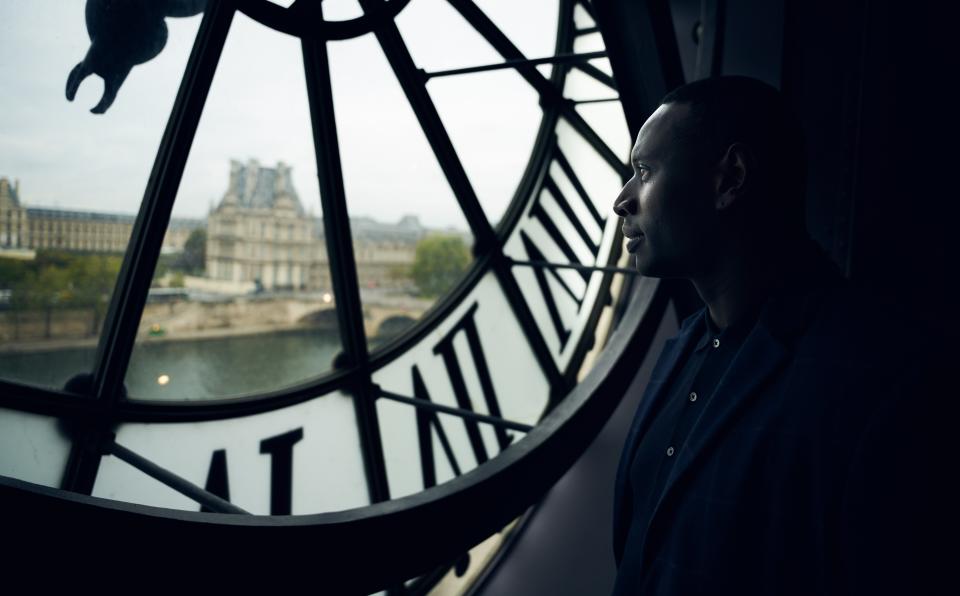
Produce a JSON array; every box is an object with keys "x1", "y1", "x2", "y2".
[{"x1": 631, "y1": 102, "x2": 692, "y2": 162}]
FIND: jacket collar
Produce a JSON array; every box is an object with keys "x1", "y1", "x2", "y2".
[
  {"x1": 638, "y1": 240, "x2": 846, "y2": 558},
  {"x1": 621, "y1": 240, "x2": 843, "y2": 478}
]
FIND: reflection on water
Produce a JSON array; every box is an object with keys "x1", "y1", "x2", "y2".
[
  {"x1": 127, "y1": 329, "x2": 343, "y2": 400},
  {"x1": 0, "y1": 329, "x2": 343, "y2": 400},
  {"x1": 0, "y1": 346, "x2": 93, "y2": 390}
]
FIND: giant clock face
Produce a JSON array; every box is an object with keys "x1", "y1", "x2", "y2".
[{"x1": 0, "y1": 0, "x2": 661, "y2": 591}]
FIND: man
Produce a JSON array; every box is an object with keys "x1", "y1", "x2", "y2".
[{"x1": 610, "y1": 76, "x2": 947, "y2": 594}]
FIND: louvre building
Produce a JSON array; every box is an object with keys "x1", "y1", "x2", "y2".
[
  {"x1": 1, "y1": 163, "x2": 440, "y2": 296},
  {"x1": 206, "y1": 159, "x2": 320, "y2": 289},
  {"x1": 207, "y1": 159, "x2": 436, "y2": 292},
  {"x1": 0, "y1": 177, "x2": 200, "y2": 255}
]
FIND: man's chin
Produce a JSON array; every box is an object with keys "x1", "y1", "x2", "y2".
[
  {"x1": 631, "y1": 255, "x2": 660, "y2": 278},
  {"x1": 632, "y1": 256, "x2": 681, "y2": 279}
]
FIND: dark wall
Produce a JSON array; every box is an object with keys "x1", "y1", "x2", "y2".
[{"x1": 783, "y1": 0, "x2": 953, "y2": 338}]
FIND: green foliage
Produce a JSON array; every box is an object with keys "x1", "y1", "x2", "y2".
[
  {"x1": 0, "y1": 258, "x2": 29, "y2": 289},
  {"x1": 173, "y1": 228, "x2": 206, "y2": 274},
  {"x1": 5, "y1": 250, "x2": 121, "y2": 311},
  {"x1": 153, "y1": 253, "x2": 175, "y2": 283},
  {"x1": 411, "y1": 234, "x2": 471, "y2": 298},
  {"x1": 169, "y1": 271, "x2": 186, "y2": 288}
]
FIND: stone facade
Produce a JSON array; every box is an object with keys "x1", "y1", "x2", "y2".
[
  {"x1": 0, "y1": 176, "x2": 202, "y2": 255},
  {"x1": 0, "y1": 178, "x2": 27, "y2": 249},
  {"x1": 3, "y1": 166, "x2": 466, "y2": 294},
  {"x1": 206, "y1": 160, "x2": 436, "y2": 292},
  {"x1": 206, "y1": 160, "x2": 317, "y2": 290}
]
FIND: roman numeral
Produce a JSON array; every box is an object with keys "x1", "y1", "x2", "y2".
[
  {"x1": 519, "y1": 149, "x2": 605, "y2": 350},
  {"x1": 413, "y1": 365, "x2": 461, "y2": 489},
  {"x1": 519, "y1": 230, "x2": 583, "y2": 350},
  {"x1": 260, "y1": 428, "x2": 304, "y2": 515},
  {"x1": 199, "y1": 427, "x2": 304, "y2": 514},
  {"x1": 201, "y1": 449, "x2": 230, "y2": 512},
  {"x1": 414, "y1": 302, "x2": 513, "y2": 488}
]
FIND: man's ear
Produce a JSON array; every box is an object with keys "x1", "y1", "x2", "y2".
[{"x1": 715, "y1": 142, "x2": 753, "y2": 211}]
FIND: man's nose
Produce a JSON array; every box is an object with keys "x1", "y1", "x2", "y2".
[{"x1": 612, "y1": 190, "x2": 637, "y2": 217}]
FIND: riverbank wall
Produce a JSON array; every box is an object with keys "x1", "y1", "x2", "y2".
[{"x1": 1, "y1": 293, "x2": 430, "y2": 353}]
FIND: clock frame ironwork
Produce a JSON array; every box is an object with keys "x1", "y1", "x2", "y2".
[{"x1": 0, "y1": 0, "x2": 684, "y2": 591}]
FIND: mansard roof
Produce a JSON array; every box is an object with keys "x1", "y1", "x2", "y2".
[
  {"x1": 221, "y1": 159, "x2": 304, "y2": 214},
  {"x1": 0, "y1": 177, "x2": 22, "y2": 207},
  {"x1": 26, "y1": 207, "x2": 136, "y2": 223}
]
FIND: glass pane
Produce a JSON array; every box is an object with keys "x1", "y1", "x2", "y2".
[
  {"x1": 575, "y1": 102, "x2": 633, "y2": 164},
  {"x1": 0, "y1": 407, "x2": 72, "y2": 487},
  {"x1": 93, "y1": 390, "x2": 368, "y2": 513},
  {"x1": 500, "y1": 71, "x2": 628, "y2": 370},
  {"x1": 562, "y1": 67, "x2": 616, "y2": 102},
  {"x1": 555, "y1": 119, "x2": 624, "y2": 216},
  {"x1": 502, "y1": 160, "x2": 621, "y2": 370},
  {"x1": 572, "y1": 2, "x2": 596, "y2": 30},
  {"x1": 0, "y1": 2, "x2": 202, "y2": 390},
  {"x1": 399, "y1": 0, "x2": 564, "y2": 226},
  {"x1": 428, "y1": 70, "x2": 543, "y2": 228},
  {"x1": 373, "y1": 273, "x2": 550, "y2": 499},
  {"x1": 573, "y1": 30, "x2": 605, "y2": 53},
  {"x1": 123, "y1": 12, "x2": 342, "y2": 401},
  {"x1": 396, "y1": 0, "x2": 502, "y2": 73},
  {"x1": 570, "y1": 32, "x2": 615, "y2": 104},
  {"x1": 588, "y1": 56, "x2": 615, "y2": 77},
  {"x1": 322, "y1": 0, "x2": 363, "y2": 20},
  {"x1": 477, "y1": 0, "x2": 560, "y2": 61},
  {"x1": 328, "y1": 33, "x2": 476, "y2": 350}
]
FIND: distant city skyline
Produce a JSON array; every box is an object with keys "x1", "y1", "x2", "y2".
[
  {"x1": 0, "y1": 172, "x2": 470, "y2": 234},
  {"x1": 0, "y1": 0, "x2": 560, "y2": 232}
]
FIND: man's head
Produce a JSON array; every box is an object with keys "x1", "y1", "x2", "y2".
[{"x1": 613, "y1": 76, "x2": 807, "y2": 278}]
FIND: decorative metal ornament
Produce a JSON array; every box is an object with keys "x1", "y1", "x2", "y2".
[
  {"x1": 235, "y1": 0, "x2": 412, "y2": 40},
  {"x1": 66, "y1": 0, "x2": 207, "y2": 113}
]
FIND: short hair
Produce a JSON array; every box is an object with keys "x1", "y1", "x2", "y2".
[{"x1": 661, "y1": 76, "x2": 807, "y2": 238}]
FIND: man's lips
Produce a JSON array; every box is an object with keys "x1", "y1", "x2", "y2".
[{"x1": 622, "y1": 225, "x2": 644, "y2": 253}]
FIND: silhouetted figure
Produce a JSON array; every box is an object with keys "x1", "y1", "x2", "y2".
[
  {"x1": 611, "y1": 76, "x2": 949, "y2": 595},
  {"x1": 66, "y1": 0, "x2": 206, "y2": 113}
]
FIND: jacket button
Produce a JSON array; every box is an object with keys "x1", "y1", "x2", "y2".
[
  {"x1": 666, "y1": 446, "x2": 675, "y2": 457},
  {"x1": 689, "y1": 391, "x2": 698, "y2": 402},
  {"x1": 712, "y1": 338, "x2": 720, "y2": 348}
]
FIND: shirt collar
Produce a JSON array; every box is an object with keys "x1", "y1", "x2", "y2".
[
  {"x1": 694, "y1": 304, "x2": 764, "y2": 352},
  {"x1": 694, "y1": 312, "x2": 717, "y2": 352}
]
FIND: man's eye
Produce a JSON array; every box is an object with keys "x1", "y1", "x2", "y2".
[{"x1": 635, "y1": 167, "x2": 649, "y2": 181}]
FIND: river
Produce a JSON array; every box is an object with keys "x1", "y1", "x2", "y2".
[{"x1": 0, "y1": 328, "x2": 345, "y2": 401}]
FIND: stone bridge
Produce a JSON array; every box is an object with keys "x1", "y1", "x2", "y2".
[{"x1": 138, "y1": 294, "x2": 431, "y2": 341}]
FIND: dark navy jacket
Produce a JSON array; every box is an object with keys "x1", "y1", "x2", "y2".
[{"x1": 612, "y1": 250, "x2": 950, "y2": 595}]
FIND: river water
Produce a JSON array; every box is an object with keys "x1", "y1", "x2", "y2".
[{"x1": 0, "y1": 328, "x2": 344, "y2": 401}]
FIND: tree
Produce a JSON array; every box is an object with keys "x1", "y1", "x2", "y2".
[
  {"x1": 3, "y1": 258, "x2": 31, "y2": 340},
  {"x1": 411, "y1": 234, "x2": 471, "y2": 298},
  {"x1": 68, "y1": 254, "x2": 121, "y2": 335},
  {"x1": 22, "y1": 265, "x2": 71, "y2": 339},
  {"x1": 173, "y1": 228, "x2": 206, "y2": 274},
  {"x1": 6, "y1": 251, "x2": 121, "y2": 339},
  {"x1": 0, "y1": 258, "x2": 29, "y2": 290}
]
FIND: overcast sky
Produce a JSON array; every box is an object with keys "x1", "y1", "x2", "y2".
[{"x1": 0, "y1": 0, "x2": 566, "y2": 230}]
